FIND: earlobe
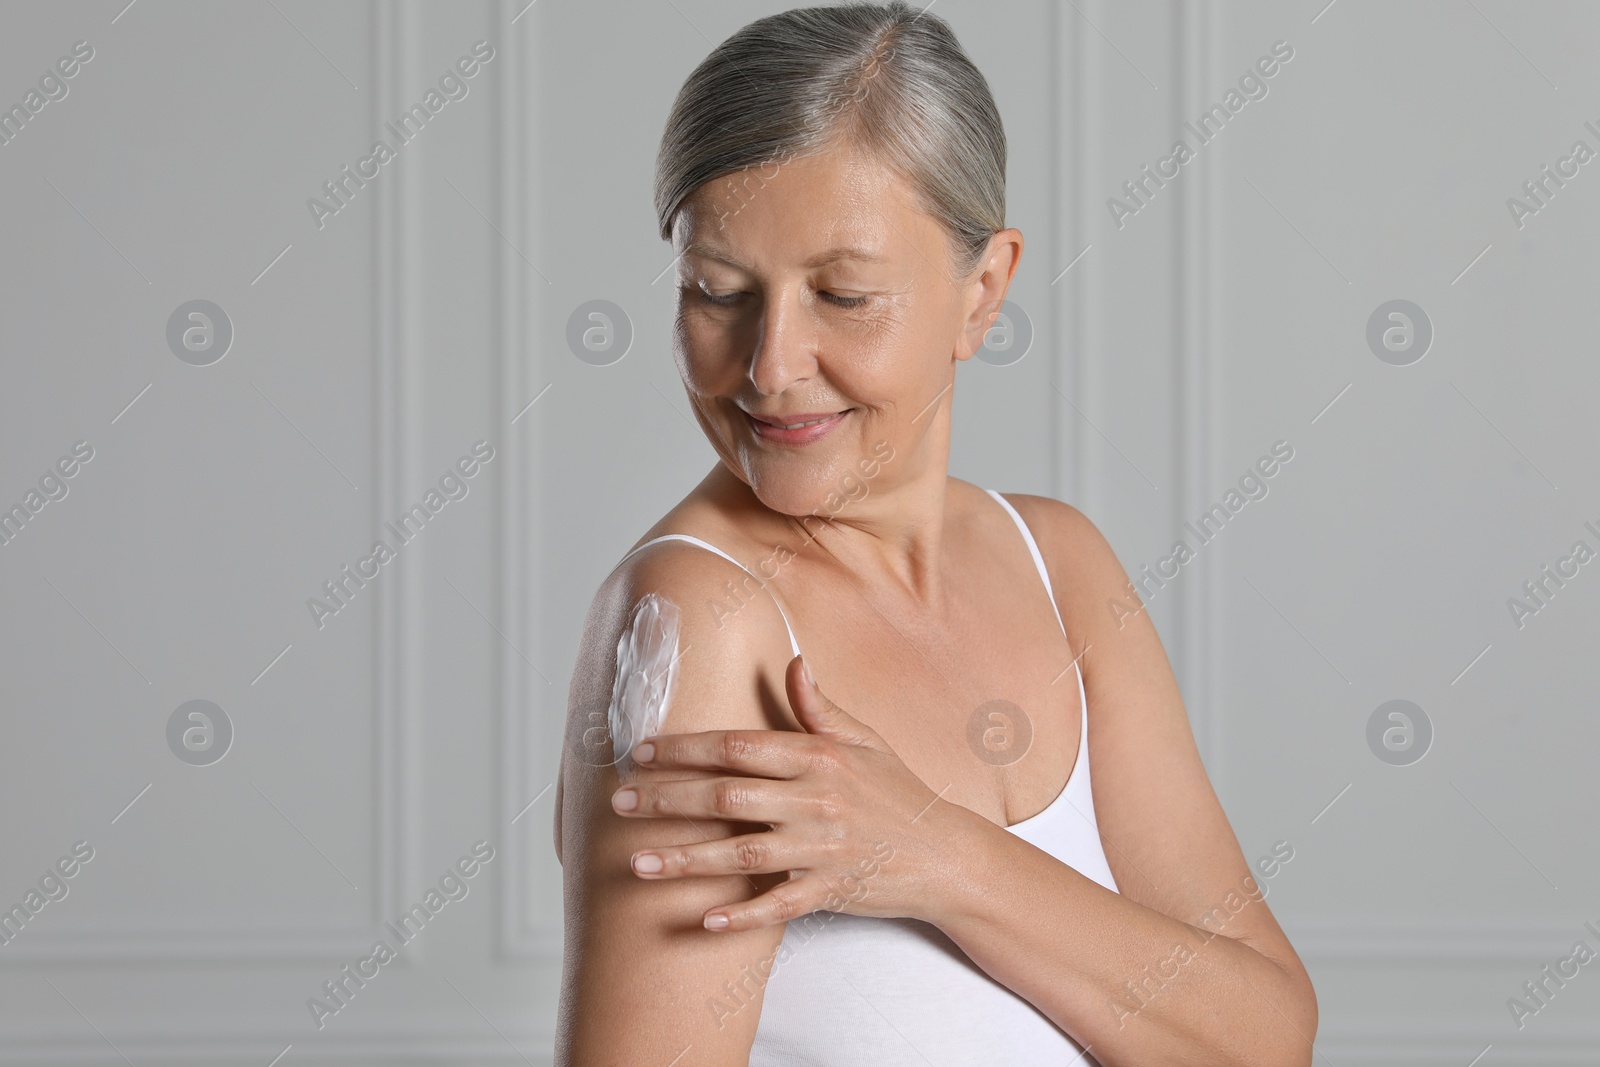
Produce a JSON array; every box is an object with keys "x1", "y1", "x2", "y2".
[
  {"x1": 953, "y1": 323, "x2": 980, "y2": 363},
  {"x1": 959, "y1": 300, "x2": 1004, "y2": 361},
  {"x1": 951, "y1": 303, "x2": 994, "y2": 363}
]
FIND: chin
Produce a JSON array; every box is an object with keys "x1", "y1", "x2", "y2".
[
  {"x1": 741, "y1": 468, "x2": 835, "y2": 519},
  {"x1": 744, "y1": 456, "x2": 882, "y2": 524}
]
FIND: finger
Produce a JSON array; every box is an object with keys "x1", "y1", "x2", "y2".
[
  {"x1": 785, "y1": 655, "x2": 886, "y2": 749},
  {"x1": 630, "y1": 727, "x2": 819, "y2": 779},
  {"x1": 629, "y1": 829, "x2": 793, "y2": 880},
  {"x1": 701, "y1": 878, "x2": 820, "y2": 933},
  {"x1": 612, "y1": 775, "x2": 802, "y2": 825}
]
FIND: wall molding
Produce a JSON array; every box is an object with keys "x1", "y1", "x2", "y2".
[
  {"x1": 1176, "y1": 0, "x2": 1219, "y2": 777},
  {"x1": 1, "y1": 0, "x2": 419, "y2": 964},
  {"x1": 1291, "y1": 917, "x2": 1592, "y2": 962},
  {"x1": 1, "y1": 1022, "x2": 1594, "y2": 1066},
  {"x1": 1053, "y1": 0, "x2": 1085, "y2": 512},
  {"x1": 1165, "y1": 0, "x2": 1576, "y2": 983},
  {"x1": 376, "y1": 0, "x2": 424, "y2": 961},
  {"x1": 494, "y1": 0, "x2": 561, "y2": 963}
]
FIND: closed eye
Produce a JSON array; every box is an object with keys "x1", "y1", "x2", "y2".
[{"x1": 692, "y1": 287, "x2": 867, "y2": 309}]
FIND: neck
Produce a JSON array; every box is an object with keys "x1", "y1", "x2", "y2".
[{"x1": 712, "y1": 422, "x2": 954, "y2": 608}]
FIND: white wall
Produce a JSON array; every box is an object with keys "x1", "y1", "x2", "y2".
[{"x1": 0, "y1": 0, "x2": 1595, "y2": 1062}]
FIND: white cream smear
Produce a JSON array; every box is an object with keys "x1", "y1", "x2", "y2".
[{"x1": 607, "y1": 593, "x2": 683, "y2": 780}]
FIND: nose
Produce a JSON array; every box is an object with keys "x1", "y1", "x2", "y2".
[{"x1": 748, "y1": 285, "x2": 816, "y2": 397}]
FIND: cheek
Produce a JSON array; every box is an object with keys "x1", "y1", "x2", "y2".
[
  {"x1": 673, "y1": 312, "x2": 741, "y2": 388},
  {"x1": 845, "y1": 306, "x2": 940, "y2": 380}
]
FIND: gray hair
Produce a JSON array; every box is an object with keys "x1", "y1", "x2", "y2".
[{"x1": 653, "y1": 1, "x2": 1006, "y2": 279}]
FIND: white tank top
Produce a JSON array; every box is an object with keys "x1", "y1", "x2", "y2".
[{"x1": 617, "y1": 489, "x2": 1119, "y2": 1064}]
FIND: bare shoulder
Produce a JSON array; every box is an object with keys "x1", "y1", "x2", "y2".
[
  {"x1": 565, "y1": 538, "x2": 802, "y2": 764},
  {"x1": 553, "y1": 537, "x2": 800, "y2": 1064},
  {"x1": 986, "y1": 491, "x2": 1153, "y2": 699},
  {"x1": 992, "y1": 492, "x2": 1314, "y2": 1000},
  {"x1": 986, "y1": 492, "x2": 1127, "y2": 629}
]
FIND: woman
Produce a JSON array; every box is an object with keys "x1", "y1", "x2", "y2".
[{"x1": 554, "y1": 3, "x2": 1316, "y2": 1063}]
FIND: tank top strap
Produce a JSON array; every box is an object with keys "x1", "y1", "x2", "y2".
[
  {"x1": 615, "y1": 533, "x2": 802, "y2": 658},
  {"x1": 986, "y1": 488, "x2": 1089, "y2": 792},
  {"x1": 985, "y1": 488, "x2": 1070, "y2": 641}
]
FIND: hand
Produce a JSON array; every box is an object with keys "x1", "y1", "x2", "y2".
[{"x1": 609, "y1": 654, "x2": 975, "y2": 932}]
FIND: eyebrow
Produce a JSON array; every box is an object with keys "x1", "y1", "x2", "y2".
[{"x1": 683, "y1": 243, "x2": 888, "y2": 270}]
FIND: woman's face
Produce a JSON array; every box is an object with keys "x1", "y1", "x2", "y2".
[{"x1": 671, "y1": 141, "x2": 1018, "y2": 517}]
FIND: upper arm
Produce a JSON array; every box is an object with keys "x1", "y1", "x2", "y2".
[
  {"x1": 1009, "y1": 494, "x2": 1314, "y2": 995},
  {"x1": 554, "y1": 544, "x2": 800, "y2": 1065}
]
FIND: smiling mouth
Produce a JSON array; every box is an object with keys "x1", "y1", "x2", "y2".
[
  {"x1": 742, "y1": 407, "x2": 854, "y2": 443},
  {"x1": 750, "y1": 413, "x2": 845, "y2": 428}
]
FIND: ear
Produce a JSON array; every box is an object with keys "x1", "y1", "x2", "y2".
[{"x1": 955, "y1": 227, "x2": 1024, "y2": 362}]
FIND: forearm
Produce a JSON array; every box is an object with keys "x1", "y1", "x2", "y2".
[{"x1": 920, "y1": 801, "x2": 1316, "y2": 1067}]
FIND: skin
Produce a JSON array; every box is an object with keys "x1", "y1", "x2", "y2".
[{"x1": 553, "y1": 137, "x2": 1317, "y2": 1065}]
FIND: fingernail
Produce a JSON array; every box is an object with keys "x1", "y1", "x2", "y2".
[
  {"x1": 801, "y1": 657, "x2": 814, "y2": 687},
  {"x1": 704, "y1": 913, "x2": 729, "y2": 930},
  {"x1": 633, "y1": 742, "x2": 655, "y2": 763},
  {"x1": 633, "y1": 852, "x2": 663, "y2": 874},
  {"x1": 612, "y1": 788, "x2": 637, "y2": 811}
]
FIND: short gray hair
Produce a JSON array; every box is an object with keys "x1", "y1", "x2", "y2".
[{"x1": 653, "y1": 1, "x2": 1006, "y2": 279}]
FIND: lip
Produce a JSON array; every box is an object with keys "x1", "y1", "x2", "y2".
[{"x1": 743, "y1": 408, "x2": 853, "y2": 445}]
